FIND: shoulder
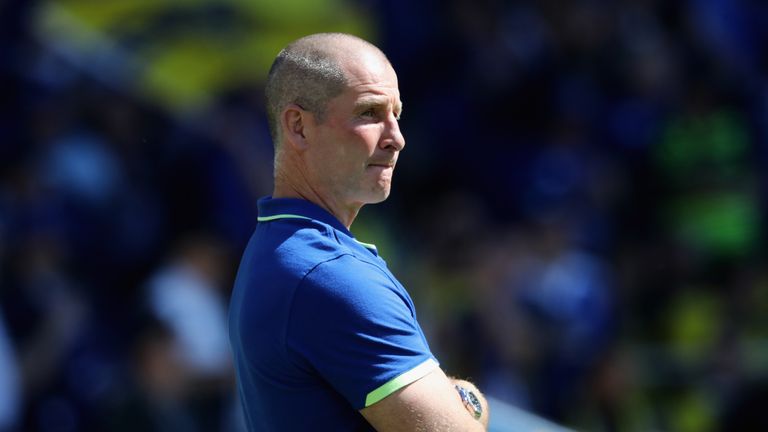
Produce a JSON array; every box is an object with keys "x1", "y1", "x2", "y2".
[
  {"x1": 289, "y1": 254, "x2": 415, "y2": 330},
  {"x1": 301, "y1": 254, "x2": 402, "y2": 303},
  {"x1": 307, "y1": 252, "x2": 390, "y2": 283},
  {"x1": 247, "y1": 220, "x2": 350, "y2": 276}
]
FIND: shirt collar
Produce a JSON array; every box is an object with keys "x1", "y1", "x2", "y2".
[{"x1": 257, "y1": 196, "x2": 354, "y2": 238}]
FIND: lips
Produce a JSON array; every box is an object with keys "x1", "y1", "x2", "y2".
[{"x1": 367, "y1": 160, "x2": 395, "y2": 168}]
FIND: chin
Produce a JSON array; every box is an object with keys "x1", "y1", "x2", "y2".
[{"x1": 363, "y1": 187, "x2": 391, "y2": 204}]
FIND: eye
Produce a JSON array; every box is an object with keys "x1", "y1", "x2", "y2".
[{"x1": 361, "y1": 108, "x2": 376, "y2": 118}]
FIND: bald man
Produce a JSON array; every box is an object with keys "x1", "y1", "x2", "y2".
[{"x1": 229, "y1": 33, "x2": 489, "y2": 431}]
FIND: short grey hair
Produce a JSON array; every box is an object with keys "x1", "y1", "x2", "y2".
[{"x1": 264, "y1": 33, "x2": 385, "y2": 147}]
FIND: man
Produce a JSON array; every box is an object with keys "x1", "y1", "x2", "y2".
[{"x1": 229, "y1": 33, "x2": 489, "y2": 431}]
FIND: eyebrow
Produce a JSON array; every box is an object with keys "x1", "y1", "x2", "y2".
[{"x1": 355, "y1": 97, "x2": 403, "y2": 115}]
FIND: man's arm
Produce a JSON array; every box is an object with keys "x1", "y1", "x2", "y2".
[{"x1": 360, "y1": 367, "x2": 489, "y2": 431}]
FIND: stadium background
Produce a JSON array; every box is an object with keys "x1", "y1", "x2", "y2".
[{"x1": 1, "y1": 0, "x2": 768, "y2": 430}]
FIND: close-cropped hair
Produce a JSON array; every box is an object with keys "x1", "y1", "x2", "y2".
[
  {"x1": 264, "y1": 33, "x2": 384, "y2": 147},
  {"x1": 265, "y1": 36, "x2": 347, "y2": 146}
]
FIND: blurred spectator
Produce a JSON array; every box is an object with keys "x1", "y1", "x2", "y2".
[
  {"x1": 0, "y1": 310, "x2": 21, "y2": 432},
  {"x1": 489, "y1": 220, "x2": 616, "y2": 422},
  {"x1": 107, "y1": 318, "x2": 199, "y2": 432},
  {"x1": 143, "y1": 235, "x2": 238, "y2": 431},
  {"x1": 145, "y1": 236, "x2": 232, "y2": 379},
  {"x1": 39, "y1": 130, "x2": 122, "y2": 208},
  {"x1": 3, "y1": 230, "x2": 97, "y2": 431}
]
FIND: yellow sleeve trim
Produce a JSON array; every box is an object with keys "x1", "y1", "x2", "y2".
[{"x1": 364, "y1": 358, "x2": 439, "y2": 407}]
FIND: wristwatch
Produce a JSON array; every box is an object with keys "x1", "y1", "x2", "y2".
[{"x1": 455, "y1": 384, "x2": 483, "y2": 420}]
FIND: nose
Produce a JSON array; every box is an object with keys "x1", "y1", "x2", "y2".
[{"x1": 381, "y1": 112, "x2": 405, "y2": 151}]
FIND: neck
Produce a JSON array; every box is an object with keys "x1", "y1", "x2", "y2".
[{"x1": 273, "y1": 165, "x2": 361, "y2": 229}]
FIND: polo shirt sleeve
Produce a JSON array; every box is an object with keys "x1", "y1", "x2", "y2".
[{"x1": 286, "y1": 254, "x2": 439, "y2": 410}]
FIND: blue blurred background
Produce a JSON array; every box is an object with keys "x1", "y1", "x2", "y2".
[{"x1": 2, "y1": 0, "x2": 768, "y2": 431}]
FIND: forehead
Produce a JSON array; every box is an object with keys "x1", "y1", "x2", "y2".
[{"x1": 338, "y1": 52, "x2": 401, "y2": 104}]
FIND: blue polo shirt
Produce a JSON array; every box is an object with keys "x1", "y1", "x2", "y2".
[{"x1": 229, "y1": 197, "x2": 438, "y2": 431}]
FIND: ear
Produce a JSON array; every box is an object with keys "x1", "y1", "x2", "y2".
[{"x1": 281, "y1": 104, "x2": 311, "y2": 151}]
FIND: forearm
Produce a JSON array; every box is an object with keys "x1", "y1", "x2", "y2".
[
  {"x1": 361, "y1": 368, "x2": 489, "y2": 431},
  {"x1": 450, "y1": 378, "x2": 489, "y2": 429}
]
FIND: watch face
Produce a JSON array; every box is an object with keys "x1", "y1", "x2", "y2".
[
  {"x1": 455, "y1": 385, "x2": 482, "y2": 419},
  {"x1": 466, "y1": 391, "x2": 482, "y2": 419},
  {"x1": 466, "y1": 391, "x2": 482, "y2": 418}
]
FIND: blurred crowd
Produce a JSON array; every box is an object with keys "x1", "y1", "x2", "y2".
[{"x1": 2, "y1": 0, "x2": 768, "y2": 431}]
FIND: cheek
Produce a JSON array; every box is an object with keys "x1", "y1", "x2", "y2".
[
  {"x1": 316, "y1": 139, "x2": 359, "y2": 176},
  {"x1": 315, "y1": 125, "x2": 378, "y2": 169},
  {"x1": 352, "y1": 127, "x2": 381, "y2": 153},
  {"x1": 339, "y1": 129, "x2": 377, "y2": 159}
]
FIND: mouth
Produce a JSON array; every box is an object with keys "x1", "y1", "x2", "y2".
[{"x1": 367, "y1": 161, "x2": 396, "y2": 169}]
